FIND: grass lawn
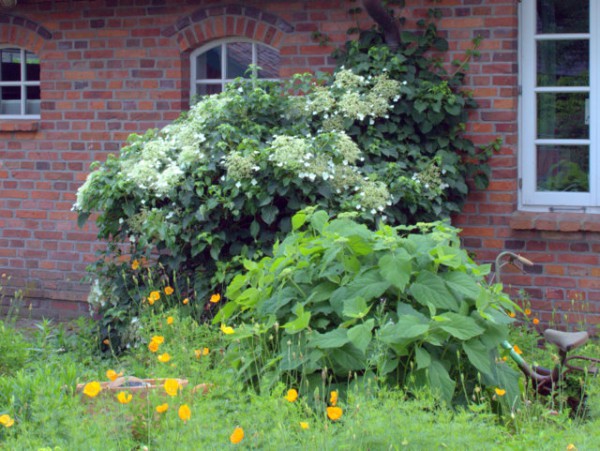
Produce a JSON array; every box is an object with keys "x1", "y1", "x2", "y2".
[{"x1": 1, "y1": 311, "x2": 600, "y2": 450}]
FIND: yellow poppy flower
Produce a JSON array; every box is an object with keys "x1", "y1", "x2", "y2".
[
  {"x1": 106, "y1": 369, "x2": 122, "y2": 382},
  {"x1": 148, "y1": 291, "x2": 160, "y2": 303},
  {"x1": 158, "y1": 353, "x2": 171, "y2": 363},
  {"x1": 117, "y1": 391, "x2": 132, "y2": 404},
  {"x1": 166, "y1": 316, "x2": 174, "y2": 325},
  {"x1": 524, "y1": 308, "x2": 531, "y2": 316},
  {"x1": 209, "y1": 293, "x2": 221, "y2": 303},
  {"x1": 182, "y1": 298, "x2": 189, "y2": 305},
  {"x1": 567, "y1": 444, "x2": 577, "y2": 451},
  {"x1": 164, "y1": 286, "x2": 174, "y2": 296},
  {"x1": 156, "y1": 403, "x2": 169, "y2": 413},
  {"x1": 131, "y1": 259, "x2": 140, "y2": 270},
  {"x1": 533, "y1": 318, "x2": 540, "y2": 325},
  {"x1": 151, "y1": 335, "x2": 165, "y2": 344},
  {"x1": 327, "y1": 406, "x2": 343, "y2": 421},
  {"x1": 178, "y1": 404, "x2": 191, "y2": 422},
  {"x1": 164, "y1": 378, "x2": 180, "y2": 397},
  {"x1": 102, "y1": 338, "x2": 110, "y2": 345},
  {"x1": 220, "y1": 324, "x2": 234, "y2": 335},
  {"x1": 284, "y1": 388, "x2": 298, "y2": 402},
  {"x1": 329, "y1": 390, "x2": 338, "y2": 406},
  {"x1": 0, "y1": 414, "x2": 14, "y2": 428},
  {"x1": 495, "y1": 388, "x2": 506, "y2": 396},
  {"x1": 195, "y1": 348, "x2": 209, "y2": 358},
  {"x1": 513, "y1": 345, "x2": 523, "y2": 355},
  {"x1": 508, "y1": 311, "x2": 516, "y2": 318},
  {"x1": 230, "y1": 426, "x2": 244, "y2": 444},
  {"x1": 299, "y1": 421, "x2": 309, "y2": 430},
  {"x1": 82, "y1": 381, "x2": 102, "y2": 398},
  {"x1": 148, "y1": 340, "x2": 159, "y2": 353}
]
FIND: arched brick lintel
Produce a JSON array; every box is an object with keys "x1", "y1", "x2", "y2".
[
  {"x1": 0, "y1": 14, "x2": 52, "y2": 52},
  {"x1": 162, "y1": 4, "x2": 294, "y2": 52}
]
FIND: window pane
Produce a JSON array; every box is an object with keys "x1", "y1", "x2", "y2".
[
  {"x1": 0, "y1": 48, "x2": 21, "y2": 82},
  {"x1": 537, "y1": 145, "x2": 589, "y2": 192},
  {"x1": 226, "y1": 42, "x2": 252, "y2": 79},
  {"x1": 537, "y1": 40, "x2": 588, "y2": 87},
  {"x1": 25, "y1": 51, "x2": 40, "y2": 81},
  {"x1": 1, "y1": 85, "x2": 20, "y2": 100},
  {"x1": 257, "y1": 45, "x2": 280, "y2": 78},
  {"x1": 537, "y1": 92, "x2": 588, "y2": 139},
  {"x1": 196, "y1": 83, "x2": 222, "y2": 96},
  {"x1": 26, "y1": 85, "x2": 40, "y2": 114},
  {"x1": 196, "y1": 47, "x2": 221, "y2": 80},
  {"x1": 1, "y1": 86, "x2": 20, "y2": 114},
  {"x1": 536, "y1": 0, "x2": 588, "y2": 34}
]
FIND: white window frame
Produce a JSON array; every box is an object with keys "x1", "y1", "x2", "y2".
[
  {"x1": 519, "y1": 1, "x2": 600, "y2": 212},
  {"x1": 190, "y1": 38, "x2": 279, "y2": 99},
  {"x1": 0, "y1": 46, "x2": 41, "y2": 119}
]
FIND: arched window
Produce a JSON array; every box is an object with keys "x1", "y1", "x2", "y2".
[
  {"x1": 190, "y1": 38, "x2": 280, "y2": 98},
  {"x1": 0, "y1": 47, "x2": 40, "y2": 117}
]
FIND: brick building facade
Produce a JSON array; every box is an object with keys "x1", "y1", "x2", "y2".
[{"x1": 0, "y1": 0, "x2": 598, "y2": 329}]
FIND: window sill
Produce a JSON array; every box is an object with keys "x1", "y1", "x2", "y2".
[
  {"x1": 510, "y1": 211, "x2": 600, "y2": 232},
  {"x1": 0, "y1": 120, "x2": 40, "y2": 132}
]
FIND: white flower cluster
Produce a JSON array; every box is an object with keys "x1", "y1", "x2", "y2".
[
  {"x1": 356, "y1": 180, "x2": 392, "y2": 214},
  {"x1": 224, "y1": 151, "x2": 259, "y2": 180},
  {"x1": 306, "y1": 69, "x2": 403, "y2": 124}
]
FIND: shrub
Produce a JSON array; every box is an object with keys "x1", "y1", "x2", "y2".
[
  {"x1": 0, "y1": 321, "x2": 30, "y2": 377},
  {"x1": 216, "y1": 209, "x2": 520, "y2": 405},
  {"x1": 75, "y1": 18, "x2": 495, "y2": 344}
]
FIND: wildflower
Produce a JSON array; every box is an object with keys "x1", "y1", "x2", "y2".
[
  {"x1": 495, "y1": 388, "x2": 506, "y2": 397},
  {"x1": 158, "y1": 353, "x2": 171, "y2": 363},
  {"x1": 151, "y1": 335, "x2": 165, "y2": 345},
  {"x1": 164, "y1": 378, "x2": 180, "y2": 397},
  {"x1": 148, "y1": 291, "x2": 160, "y2": 305},
  {"x1": 103, "y1": 339, "x2": 110, "y2": 345},
  {"x1": 178, "y1": 404, "x2": 191, "y2": 422},
  {"x1": 220, "y1": 324, "x2": 235, "y2": 335},
  {"x1": 533, "y1": 318, "x2": 540, "y2": 325},
  {"x1": 131, "y1": 259, "x2": 140, "y2": 270},
  {"x1": 117, "y1": 391, "x2": 133, "y2": 404},
  {"x1": 182, "y1": 298, "x2": 189, "y2": 305},
  {"x1": 329, "y1": 390, "x2": 338, "y2": 406},
  {"x1": 209, "y1": 293, "x2": 221, "y2": 303},
  {"x1": 83, "y1": 381, "x2": 102, "y2": 398},
  {"x1": 567, "y1": 444, "x2": 577, "y2": 450},
  {"x1": 285, "y1": 388, "x2": 298, "y2": 402},
  {"x1": 524, "y1": 308, "x2": 531, "y2": 316},
  {"x1": 513, "y1": 345, "x2": 523, "y2": 355},
  {"x1": 300, "y1": 421, "x2": 309, "y2": 430},
  {"x1": 326, "y1": 406, "x2": 343, "y2": 421},
  {"x1": 502, "y1": 356, "x2": 508, "y2": 361},
  {"x1": 164, "y1": 286, "x2": 174, "y2": 296},
  {"x1": 230, "y1": 426, "x2": 244, "y2": 444},
  {"x1": 148, "y1": 340, "x2": 159, "y2": 353},
  {"x1": 0, "y1": 414, "x2": 14, "y2": 428},
  {"x1": 106, "y1": 369, "x2": 123, "y2": 382},
  {"x1": 167, "y1": 316, "x2": 174, "y2": 325},
  {"x1": 195, "y1": 348, "x2": 209, "y2": 358},
  {"x1": 508, "y1": 311, "x2": 516, "y2": 318},
  {"x1": 156, "y1": 403, "x2": 169, "y2": 413}
]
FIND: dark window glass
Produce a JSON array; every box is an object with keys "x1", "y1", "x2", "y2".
[
  {"x1": 257, "y1": 44, "x2": 280, "y2": 78},
  {"x1": 537, "y1": 145, "x2": 589, "y2": 192},
  {"x1": 537, "y1": 0, "x2": 588, "y2": 33},
  {"x1": 226, "y1": 42, "x2": 252, "y2": 79}
]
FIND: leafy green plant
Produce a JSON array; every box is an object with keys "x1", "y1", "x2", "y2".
[
  {"x1": 0, "y1": 321, "x2": 30, "y2": 377},
  {"x1": 216, "y1": 209, "x2": 520, "y2": 405},
  {"x1": 75, "y1": 13, "x2": 495, "y2": 344}
]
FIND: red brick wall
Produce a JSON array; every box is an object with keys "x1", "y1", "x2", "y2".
[{"x1": 0, "y1": 0, "x2": 597, "y2": 329}]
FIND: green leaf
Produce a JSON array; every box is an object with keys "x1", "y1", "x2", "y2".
[
  {"x1": 342, "y1": 296, "x2": 371, "y2": 319},
  {"x1": 378, "y1": 316, "x2": 429, "y2": 343},
  {"x1": 282, "y1": 304, "x2": 311, "y2": 334},
  {"x1": 441, "y1": 272, "x2": 481, "y2": 302},
  {"x1": 409, "y1": 271, "x2": 458, "y2": 311},
  {"x1": 346, "y1": 269, "x2": 391, "y2": 303},
  {"x1": 250, "y1": 220, "x2": 260, "y2": 238},
  {"x1": 428, "y1": 360, "x2": 455, "y2": 404},
  {"x1": 330, "y1": 344, "x2": 367, "y2": 372},
  {"x1": 434, "y1": 312, "x2": 485, "y2": 340},
  {"x1": 463, "y1": 338, "x2": 493, "y2": 377},
  {"x1": 309, "y1": 210, "x2": 329, "y2": 233},
  {"x1": 414, "y1": 346, "x2": 431, "y2": 370},
  {"x1": 347, "y1": 319, "x2": 374, "y2": 354},
  {"x1": 291, "y1": 211, "x2": 307, "y2": 231},
  {"x1": 378, "y1": 251, "x2": 412, "y2": 291},
  {"x1": 261, "y1": 205, "x2": 278, "y2": 225},
  {"x1": 308, "y1": 328, "x2": 349, "y2": 349}
]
